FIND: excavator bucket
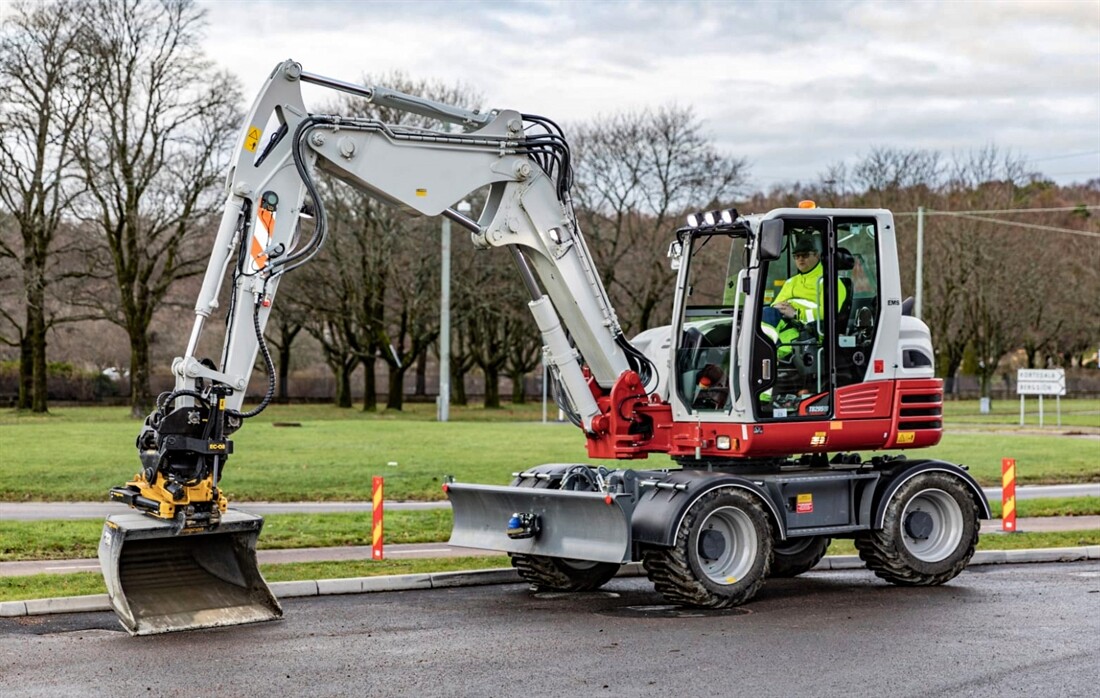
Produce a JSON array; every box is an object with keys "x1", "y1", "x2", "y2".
[
  {"x1": 446, "y1": 483, "x2": 633, "y2": 563},
  {"x1": 98, "y1": 510, "x2": 282, "y2": 636}
]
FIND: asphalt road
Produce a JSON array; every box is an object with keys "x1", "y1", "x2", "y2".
[
  {"x1": 1, "y1": 561, "x2": 1097, "y2": 697},
  {"x1": 1, "y1": 483, "x2": 1097, "y2": 520}
]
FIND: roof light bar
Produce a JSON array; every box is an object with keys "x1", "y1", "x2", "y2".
[{"x1": 685, "y1": 208, "x2": 741, "y2": 229}]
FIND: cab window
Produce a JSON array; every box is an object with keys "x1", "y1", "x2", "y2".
[
  {"x1": 834, "y1": 219, "x2": 881, "y2": 387},
  {"x1": 675, "y1": 233, "x2": 746, "y2": 411}
]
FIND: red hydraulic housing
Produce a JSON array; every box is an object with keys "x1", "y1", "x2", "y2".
[{"x1": 584, "y1": 371, "x2": 943, "y2": 462}]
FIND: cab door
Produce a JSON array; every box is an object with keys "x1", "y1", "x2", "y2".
[{"x1": 750, "y1": 217, "x2": 841, "y2": 421}]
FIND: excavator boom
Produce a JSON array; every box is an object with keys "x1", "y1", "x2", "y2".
[{"x1": 100, "y1": 60, "x2": 639, "y2": 634}]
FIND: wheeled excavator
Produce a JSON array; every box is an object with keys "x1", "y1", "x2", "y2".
[{"x1": 99, "y1": 60, "x2": 990, "y2": 635}]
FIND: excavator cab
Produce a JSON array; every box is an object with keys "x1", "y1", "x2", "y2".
[
  {"x1": 670, "y1": 209, "x2": 884, "y2": 423},
  {"x1": 747, "y1": 214, "x2": 883, "y2": 420}
]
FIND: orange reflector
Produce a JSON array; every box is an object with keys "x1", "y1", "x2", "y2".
[
  {"x1": 604, "y1": 494, "x2": 613, "y2": 505},
  {"x1": 442, "y1": 483, "x2": 449, "y2": 493},
  {"x1": 798, "y1": 200, "x2": 816, "y2": 209}
]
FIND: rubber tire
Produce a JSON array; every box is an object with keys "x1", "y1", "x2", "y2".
[
  {"x1": 769, "y1": 536, "x2": 831, "y2": 578},
  {"x1": 642, "y1": 488, "x2": 772, "y2": 608},
  {"x1": 507, "y1": 467, "x2": 621, "y2": 592},
  {"x1": 510, "y1": 554, "x2": 621, "y2": 592},
  {"x1": 855, "y1": 472, "x2": 979, "y2": 586}
]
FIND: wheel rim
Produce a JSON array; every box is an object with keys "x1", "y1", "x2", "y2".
[
  {"x1": 900, "y1": 488, "x2": 964, "y2": 562},
  {"x1": 695, "y1": 505, "x2": 758, "y2": 585}
]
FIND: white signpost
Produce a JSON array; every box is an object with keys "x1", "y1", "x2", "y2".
[{"x1": 1017, "y1": 368, "x2": 1066, "y2": 427}]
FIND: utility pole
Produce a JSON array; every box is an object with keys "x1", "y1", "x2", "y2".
[
  {"x1": 438, "y1": 201, "x2": 471, "y2": 421},
  {"x1": 915, "y1": 206, "x2": 924, "y2": 320}
]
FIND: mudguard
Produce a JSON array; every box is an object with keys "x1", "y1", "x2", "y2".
[
  {"x1": 630, "y1": 470, "x2": 786, "y2": 548},
  {"x1": 99, "y1": 510, "x2": 282, "y2": 636},
  {"x1": 446, "y1": 482, "x2": 633, "y2": 563},
  {"x1": 870, "y1": 459, "x2": 993, "y2": 527}
]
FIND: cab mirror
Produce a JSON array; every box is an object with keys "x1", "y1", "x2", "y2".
[
  {"x1": 667, "y1": 240, "x2": 683, "y2": 270},
  {"x1": 759, "y1": 219, "x2": 784, "y2": 261}
]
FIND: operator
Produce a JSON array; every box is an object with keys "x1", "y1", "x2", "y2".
[
  {"x1": 764, "y1": 235, "x2": 845, "y2": 328},
  {"x1": 757, "y1": 235, "x2": 846, "y2": 408}
]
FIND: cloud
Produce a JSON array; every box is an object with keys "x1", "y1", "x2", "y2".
[{"x1": 198, "y1": 0, "x2": 1100, "y2": 187}]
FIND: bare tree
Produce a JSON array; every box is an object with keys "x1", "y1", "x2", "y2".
[
  {"x1": 266, "y1": 308, "x2": 303, "y2": 403},
  {"x1": 0, "y1": 0, "x2": 90, "y2": 411},
  {"x1": 572, "y1": 105, "x2": 748, "y2": 332},
  {"x1": 446, "y1": 320, "x2": 478, "y2": 405},
  {"x1": 504, "y1": 321, "x2": 542, "y2": 404},
  {"x1": 852, "y1": 146, "x2": 944, "y2": 203},
  {"x1": 291, "y1": 74, "x2": 481, "y2": 411},
  {"x1": 73, "y1": 0, "x2": 241, "y2": 416},
  {"x1": 944, "y1": 151, "x2": 1029, "y2": 401}
]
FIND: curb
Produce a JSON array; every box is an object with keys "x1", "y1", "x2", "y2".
[{"x1": 2, "y1": 550, "x2": 1097, "y2": 620}]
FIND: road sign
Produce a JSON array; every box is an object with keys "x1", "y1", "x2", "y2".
[{"x1": 1016, "y1": 368, "x2": 1066, "y2": 396}]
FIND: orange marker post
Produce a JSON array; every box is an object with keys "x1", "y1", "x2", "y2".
[
  {"x1": 372, "y1": 476, "x2": 384, "y2": 559},
  {"x1": 1001, "y1": 458, "x2": 1016, "y2": 532}
]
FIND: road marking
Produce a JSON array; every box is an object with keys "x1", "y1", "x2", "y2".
[{"x1": 44, "y1": 564, "x2": 99, "y2": 572}]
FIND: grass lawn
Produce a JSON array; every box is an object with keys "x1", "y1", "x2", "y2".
[
  {"x1": 1, "y1": 401, "x2": 1096, "y2": 503},
  {"x1": 941, "y1": 397, "x2": 1100, "y2": 429}
]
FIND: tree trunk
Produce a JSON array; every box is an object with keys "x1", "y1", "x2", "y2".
[
  {"x1": 129, "y1": 333, "x2": 152, "y2": 418},
  {"x1": 386, "y1": 366, "x2": 406, "y2": 410},
  {"x1": 27, "y1": 281, "x2": 49, "y2": 413},
  {"x1": 452, "y1": 366, "x2": 468, "y2": 405},
  {"x1": 277, "y1": 343, "x2": 292, "y2": 403},
  {"x1": 29, "y1": 310, "x2": 48, "y2": 413},
  {"x1": 415, "y1": 351, "x2": 427, "y2": 396},
  {"x1": 979, "y1": 371, "x2": 993, "y2": 402},
  {"x1": 483, "y1": 366, "x2": 501, "y2": 408},
  {"x1": 334, "y1": 361, "x2": 353, "y2": 408},
  {"x1": 17, "y1": 334, "x2": 32, "y2": 410},
  {"x1": 362, "y1": 356, "x2": 378, "y2": 412},
  {"x1": 274, "y1": 321, "x2": 302, "y2": 404},
  {"x1": 510, "y1": 372, "x2": 526, "y2": 404}
]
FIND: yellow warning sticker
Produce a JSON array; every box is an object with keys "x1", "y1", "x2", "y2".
[
  {"x1": 830, "y1": 420, "x2": 843, "y2": 430},
  {"x1": 244, "y1": 126, "x2": 261, "y2": 152},
  {"x1": 796, "y1": 493, "x2": 813, "y2": 513},
  {"x1": 897, "y1": 431, "x2": 916, "y2": 444},
  {"x1": 416, "y1": 188, "x2": 428, "y2": 197}
]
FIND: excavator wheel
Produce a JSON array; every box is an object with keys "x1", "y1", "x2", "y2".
[
  {"x1": 855, "y1": 472, "x2": 979, "y2": 586},
  {"x1": 506, "y1": 465, "x2": 621, "y2": 593},
  {"x1": 643, "y1": 488, "x2": 772, "y2": 608},
  {"x1": 510, "y1": 554, "x2": 621, "y2": 592},
  {"x1": 769, "y1": 535, "x2": 831, "y2": 578}
]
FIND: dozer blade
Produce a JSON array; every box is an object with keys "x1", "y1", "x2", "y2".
[
  {"x1": 98, "y1": 510, "x2": 282, "y2": 636},
  {"x1": 446, "y1": 483, "x2": 632, "y2": 563}
]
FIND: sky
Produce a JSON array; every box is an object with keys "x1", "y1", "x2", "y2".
[{"x1": 199, "y1": 0, "x2": 1100, "y2": 191}]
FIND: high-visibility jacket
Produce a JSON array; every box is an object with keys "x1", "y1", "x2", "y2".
[{"x1": 771, "y1": 261, "x2": 846, "y2": 324}]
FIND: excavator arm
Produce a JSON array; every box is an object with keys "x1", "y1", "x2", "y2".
[
  {"x1": 117, "y1": 59, "x2": 646, "y2": 525},
  {"x1": 100, "y1": 61, "x2": 648, "y2": 635},
  {"x1": 185, "y1": 60, "x2": 634, "y2": 427}
]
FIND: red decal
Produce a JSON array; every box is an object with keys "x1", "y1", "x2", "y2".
[{"x1": 874, "y1": 359, "x2": 884, "y2": 373}]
